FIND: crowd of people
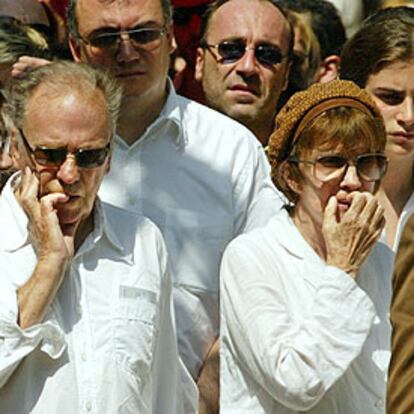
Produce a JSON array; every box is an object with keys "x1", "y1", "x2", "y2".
[{"x1": 0, "y1": 0, "x2": 414, "y2": 413}]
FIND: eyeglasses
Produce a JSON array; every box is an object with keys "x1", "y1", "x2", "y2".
[
  {"x1": 201, "y1": 39, "x2": 286, "y2": 66},
  {"x1": 288, "y1": 153, "x2": 388, "y2": 182},
  {"x1": 79, "y1": 26, "x2": 167, "y2": 56},
  {"x1": 19, "y1": 129, "x2": 111, "y2": 169}
]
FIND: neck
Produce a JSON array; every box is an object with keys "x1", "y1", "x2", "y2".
[
  {"x1": 292, "y1": 206, "x2": 327, "y2": 259},
  {"x1": 72, "y1": 214, "x2": 94, "y2": 252},
  {"x1": 117, "y1": 89, "x2": 168, "y2": 145}
]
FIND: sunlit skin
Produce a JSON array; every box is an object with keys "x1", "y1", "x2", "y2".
[
  {"x1": 195, "y1": 0, "x2": 291, "y2": 144},
  {"x1": 70, "y1": 0, "x2": 174, "y2": 109},
  {"x1": 366, "y1": 59, "x2": 414, "y2": 158},
  {"x1": 290, "y1": 148, "x2": 376, "y2": 256},
  {"x1": 13, "y1": 85, "x2": 111, "y2": 244},
  {"x1": 365, "y1": 58, "x2": 414, "y2": 246}
]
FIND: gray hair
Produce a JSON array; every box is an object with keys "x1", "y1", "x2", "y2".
[
  {"x1": 67, "y1": 0, "x2": 173, "y2": 43},
  {"x1": 8, "y1": 60, "x2": 122, "y2": 136}
]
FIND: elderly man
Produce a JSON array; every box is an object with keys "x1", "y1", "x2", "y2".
[
  {"x1": 195, "y1": 0, "x2": 293, "y2": 145},
  {"x1": 0, "y1": 61, "x2": 182, "y2": 414}
]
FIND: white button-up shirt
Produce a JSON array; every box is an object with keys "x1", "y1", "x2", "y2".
[
  {"x1": 221, "y1": 209, "x2": 393, "y2": 414},
  {"x1": 0, "y1": 176, "x2": 183, "y2": 414},
  {"x1": 99, "y1": 83, "x2": 284, "y2": 379}
]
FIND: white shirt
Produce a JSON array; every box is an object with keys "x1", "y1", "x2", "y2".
[
  {"x1": 99, "y1": 83, "x2": 284, "y2": 379},
  {"x1": 221, "y1": 209, "x2": 393, "y2": 414},
  {"x1": 0, "y1": 175, "x2": 183, "y2": 414},
  {"x1": 390, "y1": 190, "x2": 414, "y2": 252},
  {"x1": 326, "y1": 0, "x2": 364, "y2": 37}
]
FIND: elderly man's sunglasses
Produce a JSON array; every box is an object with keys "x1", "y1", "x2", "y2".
[
  {"x1": 79, "y1": 26, "x2": 167, "y2": 56},
  {"x1": 19, "y1": 129, "x2": 111, "y2": 169},
  {"x1": 201, "y1": 39, "x2": 286, "y2": 66}
]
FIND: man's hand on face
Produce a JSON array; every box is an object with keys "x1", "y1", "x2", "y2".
[{"x1": 17, "y1": 166, "x2": 75, "y2": 261}]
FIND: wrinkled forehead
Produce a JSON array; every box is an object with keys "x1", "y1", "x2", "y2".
[
  {"x1": 76, "y1": 0, "x2": 165, "y2": 32},
  {"x1": 205, "y1": 0, "x2": 291, "y2": 51}
]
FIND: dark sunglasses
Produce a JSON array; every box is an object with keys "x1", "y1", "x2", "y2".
[
  {"x1": 289, "y1": 153, "x2": 388, "y2": 182},
  {"x1": 80, "y1": 26, "x2": 167, "y2": 56},
  {"x1": 201, "y1": 39, "x2": 286, "y2": 66},
  {"x1": 19, "y1": 129, "x2": 111, "y2": 169}
]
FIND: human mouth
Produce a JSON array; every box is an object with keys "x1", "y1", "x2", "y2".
[
  {"x1": 116, "y1": 70, "x2": 144, "y2": 79},
  {"x1": 228, "y1": 84, "x2": 259, "y2": 97},
  {"x1": 389, "y1": 132, "x2": 414, "y2": 143}
]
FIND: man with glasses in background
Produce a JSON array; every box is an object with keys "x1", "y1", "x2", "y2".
[
  {"x1": 195, "y1": 0, "x2": 293, "y2": 146},
  {"x1": 0, "y1": 61, "x2": 183, "y2": 414}
]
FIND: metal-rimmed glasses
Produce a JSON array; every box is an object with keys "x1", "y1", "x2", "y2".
[
  {"x1": 200, "y1": 39, "x2": 287, "y2": 66},
  {"x1": 78, "y1": 26, "x2": 168, "y2": 57},
  {"x1": 19, "y1": 128, "x2": 111, "y2": 169},
  {"x1": 288, "y1": 153, "x2": 388, "y2": 182}
]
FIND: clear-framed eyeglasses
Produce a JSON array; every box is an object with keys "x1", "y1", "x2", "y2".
[
  {"x1": 78, "y1": 26, "x2": 168, "y2": 57},
  {"x1": 288, "y1": 153, "x2": 388, "y2": 182}
]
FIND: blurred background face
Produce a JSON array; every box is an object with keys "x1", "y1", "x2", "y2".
[
  {"x1": 72, "y1": 0, "x2": 173, "y2": 101},
  {"x1": 365, "y1": 58, "x2": 414, "y2": 158},
  {"x1": 195, "y1": 0, "x2": 291, "y2": 129}
]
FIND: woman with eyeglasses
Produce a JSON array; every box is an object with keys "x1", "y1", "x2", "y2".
[
  {"x1": 220, "y1": 80, "x2": 392, "y2": 414},
  {"x1": 340, "y1": 6, "x2": 414, "y2": 251}
]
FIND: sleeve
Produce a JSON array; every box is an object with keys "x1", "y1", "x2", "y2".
[
  {"x1": 0, "y1": 260, "x2": 66, "y2": 389},
  {"x1": 231, "y1": 134, "x2": 286, "y2": 235},
  {"x1": 150, "y1": 233, "x2": 198, "y2": 414},
  {"x1": 220, "y1": 241, "x2": 376, "y2": 411},
  {"x1": 387, "y1": 214, "x2": 414, "y2": 414}
]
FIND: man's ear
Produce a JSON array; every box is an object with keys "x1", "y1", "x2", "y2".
[
  {"x1": 69, "y1": 34, "x2": 82, "y2": 62},
  {"x1": 314, "y1": 55, "x2": 341, "y2": 84},
  {"x1": 166, "y1": 23, "x2": 176, "y2": 55},
  {"x1": 10, "y1": 128, "x2": 22, "y2": 169},
  {"x1": 282, "y1": 60, "x2": 292, "y2": 91},
  {"x1": 194, "y1": 47, "x2": 206, "y2": 82}
]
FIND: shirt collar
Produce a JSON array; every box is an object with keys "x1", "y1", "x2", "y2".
[
  {"x1": 75, "y1": 199, "x2": 133, "y2": 265},
  {"x1": 0, "y1": 172, "x2": 31, "y2": 252},
  {"x1": 116, "y1": 78, "x2": 188, "y2": 149},
  {"x1": 0, "y1": 172, "x2": 131, "y2": 263},
  {"x1": 271, "y1": 208, "x2": 320, "y2": 261}
]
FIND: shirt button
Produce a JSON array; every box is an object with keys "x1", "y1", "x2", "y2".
[
  {"x1": 375, "y1": 399, "x2": 384, "y2": 409},
  {"x1": 85, "y1": 401, "x2": 92, "y2": 411},
  {"x1": 76, "y1": 305, "x2": 82, "y2": 316},
  {"x1": 81, "y1": 352, "x2": 87, "y2": 362}
]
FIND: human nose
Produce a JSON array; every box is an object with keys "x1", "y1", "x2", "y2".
[
  {"x1": 235, "y1": 46, "x2": 258, "y2": 76},
  {"x1": 56, "y1": 155, "x2": 80, "y2": 184},
  {"x1": 340, "y1": 164, "x2": 362, "y2": 191},
  {"x1": 116, "y1": 33, "x2": 140, "y2": 63},
  {"x1": 397, "y1": 97, "x2": 414, "y2": 127}
]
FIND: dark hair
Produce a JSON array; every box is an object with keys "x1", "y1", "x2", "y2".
[
  {"x1": 67, "y1": 0, "x2": 173, "y2": 42},
  {"x1": 279, "y1": 0, "x2": 346, "y2": 58},
  {"x1": 340, "y1": 7, "x2": 414, "y2": 87},
  {"x1": 199, "y1": 0, "x2": 294, "y2": 59}
]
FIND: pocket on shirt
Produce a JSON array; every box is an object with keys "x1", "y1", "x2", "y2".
[{"x1": 112, "y1": 289, "x2": 158, "y2": 381}]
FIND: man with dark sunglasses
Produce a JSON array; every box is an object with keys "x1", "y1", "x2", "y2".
[
  {"x1": 195, "y1": 0, "x2": 293, "y2": 146},
  {"x1": 0, "y1": 61, "x2": 184, "y2": 413}
]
